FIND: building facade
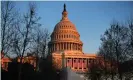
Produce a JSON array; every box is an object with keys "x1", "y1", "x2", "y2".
[
  {"x1": 49, "y1": 4, "x2": 100, "y2": 73},
  {"x1": 1, "y1": 53, "x2": 36, "y2": 71},
  {"x1": 1, "y1": 4, "x2": 101, "y2": 73}
]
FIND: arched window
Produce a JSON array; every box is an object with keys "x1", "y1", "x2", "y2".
[{"x1": 62, "y1": 35, "x2": 63, "y2": 38}]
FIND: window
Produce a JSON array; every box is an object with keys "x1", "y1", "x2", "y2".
[
  {"x1": 78, "y1": 59, "x2": 80, "y2": 62},
  {"x1": 83, "y1": 60, "x2": 84, "y2": 63},
  {"x1": 75, "y1": 67, "x2": 77, "y2": 69},
  {"x1": 74, "y1": 60, "x2": 76, "y2": 63},
  {"x1": 67, "y1": 60, "x2": 69, "y2": 62}
]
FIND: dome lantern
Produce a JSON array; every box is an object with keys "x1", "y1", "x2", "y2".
[{"x1": 61, "y1": 4, "x2": 69, "y2": 21}]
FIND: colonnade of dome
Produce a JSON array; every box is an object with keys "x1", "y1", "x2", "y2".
[{"x1": 48, "y1": 4, "x2": 83, "y2": 54}]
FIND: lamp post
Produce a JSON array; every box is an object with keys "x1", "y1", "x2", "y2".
[{"x1": 61, "y1": 50, "x2": 65, "y2": 69}]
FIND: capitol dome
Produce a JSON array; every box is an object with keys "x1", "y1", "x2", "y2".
[{"x1": 48, "y1": 4, "x2": 83, "y2": 54}]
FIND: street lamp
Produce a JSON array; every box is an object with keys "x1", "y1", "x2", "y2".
[{"x1": 61, "y1": 50, "x2": 65, "y2": 69}]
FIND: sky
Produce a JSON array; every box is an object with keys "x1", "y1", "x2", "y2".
[{"x1": 14, "y1": 1, "x2": 133, "y2": 53}]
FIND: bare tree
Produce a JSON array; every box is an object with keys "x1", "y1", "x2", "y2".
[
  {"x1": 127, "y1": 17, "x2": 133, "y2": 58},
  {"x1": 87, "y1": 57, "x2": 105, "y2": 80},
  {"x1": 1, "y1": 1, "x2": 18, "y2": 58},
  {"x1": 32, "y1": 27, "x2": 50, "y2": 71},
  {"x1": 9, "y1": 3, "x2": 41, "y2": 80},
  {"x1": 99, "y1": 22, "x2": 129, "y2": 80}
]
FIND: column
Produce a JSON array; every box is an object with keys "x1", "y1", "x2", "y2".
[
  {"x1": 64, "y1": 43, "x2": 65, "y2": 50},
  {"x1": 72, "y1": 43, "x2": 73, "y2": 50},
  {"x1": 77, "y1": 44, "x2": 79, "y2": 50},
  {"x1": 82, "y1": 58, "x2": 83, "y2": 71},
  {"x1": 84, "y1": 58, "x2": 87, "y2": 70},
  {"x1": 78, "y1": 58, "x2": 79, "y2": 70},
  {"x1": 72, "y1": 43, "x2": 74, "y2": 50},
  {"x1": 72, "y1": 58, "x2": 73, "y2": 68},
  {"x1": 87, "y1": 58, "x2": 88, "y2": 68},
  {"x1": 68, "y1": 43, "x2": 69, "y2": 50},
  {"x1": 69, "y1": 43, "x2": 70, "y2": 50},
  {"x1": 75, "y1": 44, "x2": 77, "y2": 50},
  {"x1": 59, "y1": 43, "x2": 60, "y2": 50},
  {"x1": 70, "y1": 43, "x2": 72, "y2": 50},
  {"x1": 59, "y1": 43, "x2": 61, "y2": 50},
  {"x1": 70, "y1": 58, "x2": 72, "y2": 68},
  {"x1": 70, "y1": 43, "x2": 71, "y2": 50},
  {"x1": 77, "y1": 44, "x2": 78, "y2": 50},
  {"x1": 66, "y1": 43, "x2": 67, "y2": 50},
  {"x1": 63, "y1": 43, "x2": 65, "y2": 50},
  {"x1": 65, "y1": 43, "x2": 66, "y2": 50},
  {"x1": 54, "y1": 44, "x2": 55, "y2": 51},
  {"x1": 62, "y1": 43, "x2": 63, "y2": 50},
  {"x1": 67, "y1": 43, "x2": 68, "y2": 50},
  {"x1": 76, "y1": 44, "x2": 77, "y2": 50},
  {"x1": 74, "y1": 43, "x2": 75, "y2": 50},
  {"x1": 57, "y1": 43, "x2": 58, "y2": 51},
  {"x1": 71, "y1": 43, "x2": 72, "y2": 50},
  {"x1": 60, "y1": 43, "x2": 61, "y2": 50}
]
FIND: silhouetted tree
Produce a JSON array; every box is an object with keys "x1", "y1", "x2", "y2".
[
  {"x1": 8, "y1": 3, "x2": 41, "y2": 80},
  {"x1": 1, "y1": 2, "x2": 59, "y2": 80},
  {"x1": 32, "y1": 27, "x2": 50, "y2": 71},
  {"x1": 87, "y1": 57, "x2": 106, "y2": 80},
  {"x1": 38, "y1": 55, "x2": 60, "y2": 80},
  {"x1": 1, "y1": 1, "x2": 18, "y2": 58},
  {"x1": 99, "y1": 21, "x2": 131, "y2": 80}
]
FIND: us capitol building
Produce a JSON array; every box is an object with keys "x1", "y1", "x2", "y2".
[
  {"x1": 1, "y1": 4, "x2": 101, "y2": 74},
  {"x1": 48, "y1": 4, "x2": 100, "y2": 73}
]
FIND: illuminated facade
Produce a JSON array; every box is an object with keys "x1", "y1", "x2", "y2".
[
  {"x1": 1, "y1": 4, "x2": 100, "y2": 73},
  {"x1": 49, "y1": 4, "x2": 99, "y2": 73},
  {"x1": 1, "y1": 53, "x2": 36, "y2": 71}
]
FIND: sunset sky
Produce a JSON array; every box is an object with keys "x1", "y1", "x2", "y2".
[{"x1": 15, "y1": 1, "x2": 133, "y2": 53}]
